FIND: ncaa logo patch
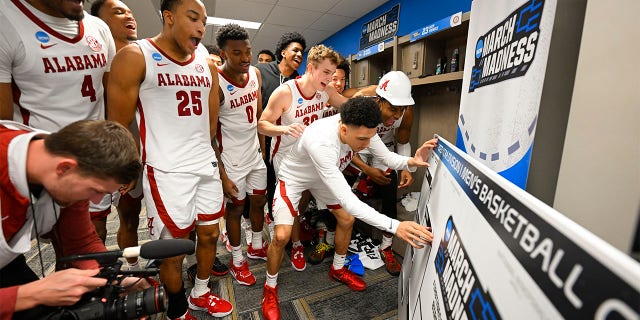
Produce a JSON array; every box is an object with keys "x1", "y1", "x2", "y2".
[
  {"x1": 226, "y1": 84, "x2": 234, "y2": 91},
  {"x1": 297, "y1": 98, "x2": 303, "y2": 104},
  {"x1": 195, "y1": 64, "x2": 204, "y2": 73},
  {"x1": 152, "y1": 53, "x2": 162, "y2": 61},
  {"x1": 35, "y1": 31, "x2": 50, "y2": 43},
  {"x1": 86, "y1": 36, "x2": 102, "y2": 52}
]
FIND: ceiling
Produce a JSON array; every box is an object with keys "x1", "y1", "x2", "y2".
[{"x1": 116, "y1": 0, "x2": 388, "y2": 64}]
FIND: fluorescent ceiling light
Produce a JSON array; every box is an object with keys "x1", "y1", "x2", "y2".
[{"x1": 206, "y1": 17, "x2": 261, "y2": 30}]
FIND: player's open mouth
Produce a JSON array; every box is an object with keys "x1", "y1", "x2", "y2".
[
  {"x1": 191, "y1": 37, "x2": 201, "y2": 47},
  {"x1": 125, "y1": 22, "x2": 136, "y2": 31}
]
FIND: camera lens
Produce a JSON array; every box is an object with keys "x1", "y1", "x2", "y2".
[{"x1": 112, "y1": 285, "x2": 166, "y2": 319}]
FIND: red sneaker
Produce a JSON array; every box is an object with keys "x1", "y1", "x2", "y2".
[
  {"x1": 188, "y1": 291, "x2": 233, "y2": 317},
  {"x1": 172, "y1": 309, "x2": 197, "y2": 320},
  {"x1": 261, "y1": 284, "x2": 280, "y2": 320},
  {"x1": 329, "y1": 265, "x2": 366, "y2": 291},
  {"x1": 290, "y1": 245, "x2": 306, "y2": 271},
  {"x1": 380, "y1": 247, "x2": 401, "y2": 276},
  {"x1": 247, "y1": 241, "x2": 269, "y2": 261},
  {"x1": 229, "y1": 260, "x2": 256, "y2": 286}
]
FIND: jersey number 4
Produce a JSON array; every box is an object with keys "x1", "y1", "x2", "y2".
[
  {"x1": 81, "y1": 75, "x2": 97, "y2": 102},
  {"x1": 176, "y1": 90, "x2": 203, "y2": 116}
]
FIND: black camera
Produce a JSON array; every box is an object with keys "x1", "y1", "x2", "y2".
[{"x1": 43, "y1": 239, "x2": 195, "y2": 320}]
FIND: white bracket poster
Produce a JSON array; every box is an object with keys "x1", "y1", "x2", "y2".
[
  {"x1": 399, "y1": 137, "x2": 640, "y2": 320},
  {"x1": 456, "y1": 0, "x2": 557, "y2": 188}
]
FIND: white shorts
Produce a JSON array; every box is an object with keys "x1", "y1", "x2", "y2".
[
  {"x1": 143, "y1": 165, "x2": 224, "y2": 240},
  {"x1": 224, "y1": 156, "x2": 267, "y2": 205},
  {"x1": 272, "y1": 152, "x2": 284, "y2": 178},
  {"x1": 272, "y1": 179, "x2": 341, "y2": 226}
]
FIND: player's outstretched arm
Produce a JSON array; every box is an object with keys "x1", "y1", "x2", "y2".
[
  {"x1": 395, "y1": 221, "x2": 433, "y2": 249},
  {"x1": 407, "y1": 138, "x2": 438, "y2": 168},
  {"x1": 325, "y1": 84, "x2": 348, "y2": 108}
]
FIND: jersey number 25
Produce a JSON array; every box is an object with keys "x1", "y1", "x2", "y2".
[{"x1": 176, "y1": 90, "x2": 203, "y2": 116}]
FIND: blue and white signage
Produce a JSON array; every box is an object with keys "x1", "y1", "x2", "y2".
[
  {"x1": 409, "y1": 12, "x2": 462, "y2": 43},
  {"x1": 359, "y1": 4, "x2": 400, "y2": 50},
  {"x1": 399, "y1": 137, "x2": 640, "y2": 320},
  {"x1": 356, "y1": 41, "x2": 387, "y2": 60}
]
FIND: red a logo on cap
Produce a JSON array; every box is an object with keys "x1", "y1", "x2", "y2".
[{"x1": 379, "y1": 79, "x2": 390, "y2": 91}]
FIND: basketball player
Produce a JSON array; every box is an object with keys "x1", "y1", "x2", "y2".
[
  {"x1": 91, "y1": 0, "x2": 136, "y2": 52},
  {"x1": 258, "y1": 44, "x2": 347, "y2": 272},
  {"x1": 348, "y1": 71, "x2": 416, "y2": 277},
  {"x1": 261, "y1": 97, "x2": 435, "y2": 319},
  {"x1": 91, "y1": 0, "x2": 145, "y2": 271},
  {"x1": 106, "y1": 0, "x2": 232, "y2": 319},
  {"x1": 213, "y1": 23, "x2": 268, "y2": 286},
  {"x1": 310, "y1": 58, "x2": 352, "y2": 265},
  {"x1": 255, "y1": 32, "x2": 306, "y2": 235},
  {"x1": 0, "y1": 0, "x2": 119, "y2": 243}
]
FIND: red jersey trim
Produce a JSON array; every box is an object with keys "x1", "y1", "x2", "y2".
[
  {"x1": 146, "y1": 39, "x2": 195, "y2": 66},
  {"x1": 278, "y1": 180, "x2": 298, "y2": 218},
  {"x1": 218, "y1": 67, "x2": 250, "y2": 88},
  {"x1": 11, "y1": 0, "x2": 84, "y2": 44},
  {"x1": 294, "y1": 79, "x2": 316, "y2": 100}
]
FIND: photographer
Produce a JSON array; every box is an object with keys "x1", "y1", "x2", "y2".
[{"x1": 0, "y1": 120, "x2": 142, "y2": 319}]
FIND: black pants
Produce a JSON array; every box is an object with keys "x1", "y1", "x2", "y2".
[
  {"x1": 264, "y1": 136, "x2": 276, "y2": 220},
  {"x1": 0, "y1": 255, "x2": 54, "y2": 319}
]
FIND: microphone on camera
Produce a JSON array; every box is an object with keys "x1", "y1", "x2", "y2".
[{"x1": 58, "y1": 239, "x2": 195, "y2": 264}]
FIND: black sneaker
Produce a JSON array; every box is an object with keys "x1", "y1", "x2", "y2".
[
  {"x1": 211, "y1": 257, "x2": 229, "y2": 276},
  {"x1": 187, "y1": 258, "x2": 229, "y2": 283}
]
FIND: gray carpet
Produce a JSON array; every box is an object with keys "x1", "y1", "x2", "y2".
[{"x1": 26, "y1": 207, "x2": 401, "y2": 320}]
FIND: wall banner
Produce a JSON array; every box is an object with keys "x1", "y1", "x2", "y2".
[
  {"x1": 399, "y1": 137, "x2": 640, "y2": 320},
  {"x1": 456, "y1": 0, "x2": 556, "y2": 188},
  {"x1": 359, "y1": 4, "x2": 400, "y2": 50}
]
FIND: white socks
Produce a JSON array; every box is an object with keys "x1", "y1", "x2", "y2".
[
  {"x1": 252, "y1": 231, "x2": 263, "y2": 249},
  {"x1": 381, "y1": 235, "x2": 393, "y2": 250},
  {"x1": 265, "y1": 272, "x2": 278, "y2": 288},
  {"x1": 332, "y1": 253, "x2": 346, "y2": 270},
  {"x1": 231, "y1": 245, "x2": 244, "y2": 267},
  {"x1": 191, "y1": 276, "x2": 210, "y2": 298}
]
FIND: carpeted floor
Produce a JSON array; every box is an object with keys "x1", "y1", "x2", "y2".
[{"x1": 26, "y1": 206, "x2": 402, "y2": 320}]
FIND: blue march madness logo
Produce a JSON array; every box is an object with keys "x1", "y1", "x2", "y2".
[
  {"x1": 435, "y1": 217, "x2": 501, "y2": 320},
  {"x1": 469, "y1": 0, "x2": 544, "y2": 92}
]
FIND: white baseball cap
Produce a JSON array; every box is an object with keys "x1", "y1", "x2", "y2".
[{"x1": 375, "y1": 71, "x2": 414, "y2": 106}]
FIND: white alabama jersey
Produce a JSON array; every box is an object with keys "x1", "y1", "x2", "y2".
[
  {"x1": 270, "y1": 79, "x2": 328, "y2": 161},
  {"x1": 136, "y1": 39, "x2": 216, "y2": 174},
  {"x1": 0, "y1": 0, "x2": 115, "y2": 132},
  {"x1": 217, "y1": 66, "x2": 261, "y2": 168}
]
